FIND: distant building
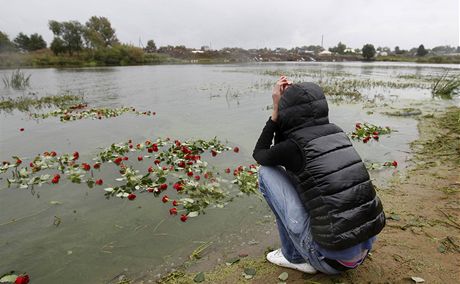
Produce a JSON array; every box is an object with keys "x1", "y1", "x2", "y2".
[
  {"x1": 200, "y1": 45, "x2": 211, "y2": 51},
  {"x1": 319, "y1": 50, "x2": 332, "y2": 56},
  {"x1": 378, "y1": 51, "x2": 388, "y2": 56}
]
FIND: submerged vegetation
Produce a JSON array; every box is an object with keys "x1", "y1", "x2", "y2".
[
  {"x1": 2, "y1": 69, "x2": 31, "y2": 89},
  {"x1": 0, "y1": 93, "x2": 83, "y2": 112}
]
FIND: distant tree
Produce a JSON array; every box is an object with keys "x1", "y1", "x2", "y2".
[
  {"x1": 416, "y1": 44, "x2": 428, "y2": 56},
  {"x1": 362, "y1": 44, "x2": 376, "y2": 60},
  {"x1": 394, "y1": 46, "x2": 401, "y2": 54},
  {"x1": 145, "y1": 40, "x2": 157, "y2": 53},
  {"x1": 28, "y1": 33, "x2": 47, "y2": 50},
  {"x1": 431, "y1": 45, "x2": 456, "y2": 55},
  {"x1": 14, "y1": 33, "x2": 30, "y2": 51},
  {"x1": 0, "y1": 31, "x2": 16, "y2": 52},
  {"x1": 50, "y1": 37, "x2": 66, "y2": 55},
  {"x1": 48, "y1": 20, "x2": 85, "y2": 55},
  {"x1": 457, "y1": 46, "x2": 460, "y2": 53},
  {"x1": 84, "y1": 16, "x2": 119, "y2": 49},
  {"x1": 14, "y1": 33, "x2": 46, "y2": 51},
  {"x1": 329, "y1": 42, "x2": 347, "y2": 54}
]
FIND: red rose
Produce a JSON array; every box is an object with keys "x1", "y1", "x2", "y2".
[
  {"x1": 152, "y1": 145, "x2": 159, "y2": 152},
  {"x1": 137, "y1": 156, "x2": 143, "y2": 161},
  {"x1": 172, "y1": 200, "x2": 178, "y2": 206},
  {"x1": 81, "y1": 163, "x2": 91, "y2": 171},
  {"x1": 355, "y1": 123, "x2": 362, "y2": 129},
  {"x1": 178, "y1": 161, "x2": 185, "y2": 168},
  {"x1": 169, "y1": 207, "x2": 177, "y2": 215},
  {"x1": 392, "y1": 160, "x2": 398, "y2": 167},
  {"x1": 127, "y1": 193, "x2": 136, "y2": 200},
  {"x1": 44, "y1": 151, "x2": 50, "y2": 156},
  {"x1": 194, "y1": 175, "x2": 200, "y2": 181},
  {"x1": 173, "y1": 182, "x2": 183, "y2": 191},
  {"x1": 123, "y1": 156, "x2": 128, "y2": 161},
  {"x1": 16, "y1": 158, "x2": 22, "y2": 165},
  {"x1": 225, "y1": 168, "x2": 230, "y2": 174},
  {"x1": 175, "y1": 140, "x2": 181, "y2": 147},
  {"x1": 128, "y1": 139, "x2": 132, "y2": 143},
  {"x1": 153, "y1": 112, "x2": 156, "y2": 115},
  {"x1": 162, "y1": 166, "x2": 168, "y2": 171},
  {"x1": 180, "y1": 214, "x2": 188, "y2": 222},
  {"x1": 187, "y1": 171, "x2": 193, "y2": 177},
  {"x1": 154, "y1": 159, "x2": 160, "y2": 165},
  {"x1": 129, "y1": 144, "x2": 134, "y2": 149},
  {"x1": 54, "y1": 174, "x2": 61, "y2": 179},
  {"x1": 160, "y1": 183, "x2": 168, "y2": 190},
  {"x1": 147, "y1": 147, "x2": 153, "y2": 153},
  {"x1": 114, "y1": 157, "x2": 123, "y2": 165},
  {"x1": 50, "y1": 151, "x2": 57, "y2": 157},
  {"x1": 51, "y1": 176, "x2": 59, "y2": 184},
  {"x1": 29, "y1": 162, "x2": 34, "y2": 167},
  {"x1": 95, "y1": 179, "x2": 103, "y2": 185},
  {"x1": 211, "y1": 150, "x2": 217, "y2": 157},
  {"x1": 233, "y1": 147, "x2": 239, "y2": 153},
  {"x1": 186, "y1": 161, "x2": 193, "y2": 165},
  {"x1": 147, "y1": 187, "x2": 154, "y2": 193},
  {"x1": 363, "y1": 136, "x2": 370, "y2": 143},
  {"x1": 15, "y1": 275, "x2": 30, "y2": 284},
  {"x1": 73, "y1": 151, "x2": 79, "y2": 160},
  {"x1": 148, "y1": 166, "x2": 154, "y2": 173},
  {"x1": 93, "y1": 163, "x2": 101, "y2": 169},
  {"x1": 162, "y1": 195, "x2": 169, "y2": 203},
  {"x1": 373, "y1": 131, "x2": 379, "y2": 135},
  {"x1": 373, "y1": 135, "x2": 379, "y2": 140},
  {"x1": 204, "y1": 173, "x2": 210, "y2": 179},
  {"x1": 20, "y1": 128, "x2": 25, "y2": 132}
]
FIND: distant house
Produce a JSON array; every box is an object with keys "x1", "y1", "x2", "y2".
[
  {"x1": 344, "y1": 48, "x2": 355, "y2": 54},
  {"x1": 319, "y1": 50, "x2": 332, "y2": 56},
  {"x1": 192, "y1": 50, "x2": 204, "y2": 54},
  {"x1": 200, "y1": 45, "x2": 211, "y2": 51},
  {"x1": 378, "y1": 51, "x2": 388, "y2": 56}
]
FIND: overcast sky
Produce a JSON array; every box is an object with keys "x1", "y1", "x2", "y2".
[{"x1": 1, "y1": 0, "x2": 459, "y2": 50}]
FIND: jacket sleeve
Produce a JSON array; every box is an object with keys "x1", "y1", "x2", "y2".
[{"x1": 252, "y1": 118, "x2": 302, "y2": 172}]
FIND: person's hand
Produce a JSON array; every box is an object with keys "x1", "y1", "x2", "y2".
[{"x1": 271, "y1": 76, "x2": 292, "y2": 122}]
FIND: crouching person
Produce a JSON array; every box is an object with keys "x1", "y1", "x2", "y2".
[{"x1": 253, "y1": 78, "x2": 386, "y2": 274}]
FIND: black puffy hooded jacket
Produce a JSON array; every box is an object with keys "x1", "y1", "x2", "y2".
[{"x1": 276, "y1": 82, "x2": 385, "y2": 251}]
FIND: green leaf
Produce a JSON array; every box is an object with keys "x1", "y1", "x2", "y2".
[
  {"x1": 188, "y1": 211, "x2": 199, "y2": 218},
  {"x1": 244, "y1": 268, "x2": 256, "y2": 276},
  {"x1": 0, "y1": 274, "x2": 18, "y2": 282},
  {"x1": 278, "y1": 272, "x2": 289, "y2": 281},
  {"x1": 225, "y1": 257, "x2": 240, "y2": 266},
  {"x1": 193, "y1": 272, "x2": 205, "y2": 283}
]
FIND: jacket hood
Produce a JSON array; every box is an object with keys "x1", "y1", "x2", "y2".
[{"x1": 277, "y1": 82, "x2": 329, "y2": 135}]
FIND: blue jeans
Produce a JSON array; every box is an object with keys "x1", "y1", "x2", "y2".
[{"x1": 258, "y1": 165, "x2": 340, "y2": 275}]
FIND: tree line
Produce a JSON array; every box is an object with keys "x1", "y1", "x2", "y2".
[{"x1": 1, "y1": 16, "x2": 459, "y2": 65}]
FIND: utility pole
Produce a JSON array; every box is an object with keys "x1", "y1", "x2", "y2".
[{"x1": 321, "y1": 35, "x2": 324, "y2": 48}]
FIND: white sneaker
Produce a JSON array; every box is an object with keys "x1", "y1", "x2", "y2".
[{"x1": 266, "y1": 249, "x2": 317, "y2": 274}]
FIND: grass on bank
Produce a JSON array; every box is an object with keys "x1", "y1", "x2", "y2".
[
  {"x1": 431, "y1": 71, "x2": 460, "y2": 99},
  {"x1": 411, "y1": 107, "x2": 460, "y2": 165},
  {"x1": 0, "y1": 48, "x2": 182, "y2": 68}
]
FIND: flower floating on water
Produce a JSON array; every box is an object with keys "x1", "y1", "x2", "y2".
[
  {"x1": 31, "y1": 106, "x2": 156, "y2": 122},
  {"x1": 180, "y1": 214, "x2": 188, "y2": 222},
  {"x1": 15, "y1": 274, "x2": 30, "y2": 284},
  {"x1": 127, "y1": 193, "x2": 136, "y2": 200},
  {"x1": 350, "y1": 122, "x2": 394, "y2": 142}
]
